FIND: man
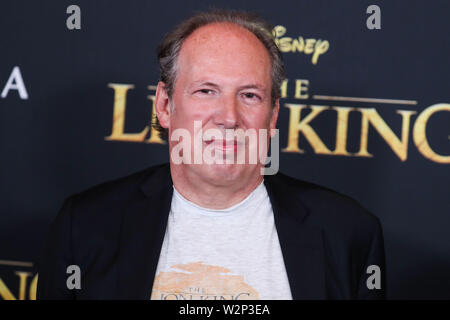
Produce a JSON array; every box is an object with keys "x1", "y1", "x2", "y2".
[{"x1": 37, "y1": 9, "x2": 386, "y2": 300}]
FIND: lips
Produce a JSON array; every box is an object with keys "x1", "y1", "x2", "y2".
[{"x1": 204, "y1": 139, "x2": 239, "y2": 151}]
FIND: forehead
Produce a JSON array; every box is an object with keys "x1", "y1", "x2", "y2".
[{"x1": 177, "y1": 22, "x2": 271, "y2": 84}]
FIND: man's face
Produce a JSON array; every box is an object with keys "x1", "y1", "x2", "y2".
[{"x1": 158, "y1": 22, "x2": 279, "y2": 185}]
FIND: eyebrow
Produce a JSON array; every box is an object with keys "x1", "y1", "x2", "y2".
[
  {"x1": 237, "y1": 84, "x2": 267, "y2": 92},
  {"x1": 191, "y1": 81, "x2": 220, "y2": 89},
  {"x1": 191, "y1": 81, "x2": 267, "y2": 92}
]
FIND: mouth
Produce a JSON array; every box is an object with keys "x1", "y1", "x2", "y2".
[{"x1": 204, "y1": 139, "x2": 239, "y2": 152}]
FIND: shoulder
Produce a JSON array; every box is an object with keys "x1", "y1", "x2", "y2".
[
  {"x1": 58, "y1": 163, "x2": 168, "y2": 232},
  {"x1": 268, "y1": 172, "x2": 386, "y2": 298},
  {"x1": 69, "y1": 163, "x2": 167, "y2": 207},
  {"x1": 267, "y1": 171, "x2": 382, "y2": 239},
  {"x1": 47, "y1": 163, "x2": 170, "y2": 260}
]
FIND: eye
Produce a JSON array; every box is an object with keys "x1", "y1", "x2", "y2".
[
  {"x1": 196, "y1": 89, "x2": 215, "y2": 95},
  {"x1": 242, "y1": 92, "x2": 261, "y2": 101}
]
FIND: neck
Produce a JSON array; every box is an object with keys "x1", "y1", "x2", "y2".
[{"x1": 170, "y1": 164, "x2": 264, "y2": 210}]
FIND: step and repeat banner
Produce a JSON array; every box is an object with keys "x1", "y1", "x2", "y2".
[{"x1": 0, "y1": 0, "x2": 449, "y2": 299}]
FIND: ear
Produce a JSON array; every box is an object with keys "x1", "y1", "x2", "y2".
[
  {"x1": 154, "y1": 81, "x2": 171, "y2": 130},
  {"x1": 269, "y1": 99, "x2": 280, "y2": 137}
]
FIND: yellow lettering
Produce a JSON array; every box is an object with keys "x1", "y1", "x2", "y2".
[
  {"x1": 332, "y1": 107, "x2": 354, "y2": 156},
  {"x1": 0, "y1": 277, "x2": 16, "y2": 300},
  {"x1": 304, "y1": 39, "x2": 316, "y2": 54},
  {"x1": 291, "y1": 37, "x2": 304, "y2": 52},
  {"x1": 312, "y1": 40, "x2": 329, "y2": 65},
  {"x1": 104, "y1": 83, "x2": 149, "y2": 142},
  {"x1": 280, "y1": 79, "x2": 288, "y2": 99},
  {"x1": 356, "y1": 108, "x2": 416, "y2": 161},
  {"x1": 29, "y1": 274, "x2": 38, "y2": 300},
  {"x1": 294, "y1": 80, "x2": 309, "y2": 99},
  {"x1": 283, "y1": 104, "x2": 332, "y2": 154},
  {"x1": 146, "y1": 94, "x2": 165, "y2": 144},
  {"x1": 15, "y1": 271, "x2": 31, "y2": 300},
  {"x1": 413, "y1": 103, "x2": 450, "y2": 163},
  {"x1": 278, "y1": 37, "x2": 293, "y2": 52}
]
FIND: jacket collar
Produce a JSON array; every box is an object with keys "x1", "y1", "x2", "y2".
[{"x1": 117, "y1": 163, "x2": 325, "y2": 299}]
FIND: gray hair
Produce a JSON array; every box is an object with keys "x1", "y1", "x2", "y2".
[{"x1": 153, "y1": 9, "x2": 285, "y2": 140}]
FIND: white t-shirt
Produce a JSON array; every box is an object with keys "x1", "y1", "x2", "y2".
[{"x1": 150, "y1": 180, "x2": 293, "y2": 300}]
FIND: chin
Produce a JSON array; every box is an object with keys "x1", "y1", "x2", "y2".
[{"x1": 203, "y1": 163, "x2": 246, "y2": 182}]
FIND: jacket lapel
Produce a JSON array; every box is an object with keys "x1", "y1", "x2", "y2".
[
  {"x1": 117, "y1": 164, "x2": 173, "y2": 299},
  {"x1": 264, "y1": 174, "x2": 326, "y2": 299}
]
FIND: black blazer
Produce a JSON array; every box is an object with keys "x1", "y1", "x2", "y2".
[{"x1": 37, "y1": 163, "x2": 386, "y2": 299}]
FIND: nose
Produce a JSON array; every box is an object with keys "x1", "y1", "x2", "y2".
[{"x1": 213, "y1": 93, "x2": 240, "y2": 129}]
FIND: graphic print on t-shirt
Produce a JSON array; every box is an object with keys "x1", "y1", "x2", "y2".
[{"x1": 150, "y1": 261, "x2": 259, "y2": 300}]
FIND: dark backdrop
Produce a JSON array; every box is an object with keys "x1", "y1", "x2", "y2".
[{"x1": 0, "y1": 0, "x2": 449, "y2": 299}]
